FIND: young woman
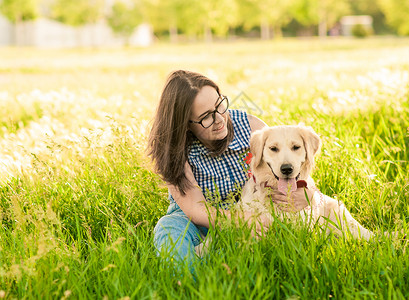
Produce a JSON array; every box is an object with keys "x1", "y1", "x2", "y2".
[{"x1": 147, "y1": 70, "x2": 312, "y2": 267}]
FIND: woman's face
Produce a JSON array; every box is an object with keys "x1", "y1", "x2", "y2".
[{"x1": 188, "y1": 85, "x2": 229, "y2": 148}]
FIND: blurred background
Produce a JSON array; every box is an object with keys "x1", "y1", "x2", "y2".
[{"x1": 0, "y1": 0, "x2": 408, "y2": 47}]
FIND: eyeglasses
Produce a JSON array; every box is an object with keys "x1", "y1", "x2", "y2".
[{"x1": 189, "y1": 95, "x2": 229, "y2": 129}]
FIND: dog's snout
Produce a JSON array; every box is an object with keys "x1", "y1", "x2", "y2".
[{"x1": 280, "y1": 164, "x2": 294, "y2": 176}]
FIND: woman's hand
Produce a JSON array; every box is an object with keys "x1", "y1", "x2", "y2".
[
  {"x1": 271, "y1": 187, "x2": 314, "y2": 213},
  {"x1": 241, "y1": 211, "x2": 272, "y2": 238}
]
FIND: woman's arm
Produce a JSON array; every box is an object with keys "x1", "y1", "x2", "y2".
[
  {"x1": 248, "y1": 114, "x2": 267, "y2": 132},
  {"x1": 169, "y1": 162, "x2": 271, "y2": 234},
  {"x1": 167, "y1": 163, "x2": 211, "y2": 227}
]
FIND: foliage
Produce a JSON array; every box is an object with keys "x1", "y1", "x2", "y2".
[
  {"x1": 377, "y1": 0, "x2": 409, "y2": 35},
  {"x1": 143, "y1": 0, "x2": 238, "y2": 40},
  {"x1": 351, "y1": 23, "x2": 372, "y2": 38},
  {"x1": 142, "y1": 0, "x2": 186, "y2": 40},
  {"x1": 107, "y1": 0, "x2": 142, "y2": 38},
  {"x1": 0, "y1": 0, "x2": 38, "y2": 23},
  {"x1": 237, "y1": 0, "x2": 293, "y2": 39},
  {"x1": 200, "y1": 0, "x2": 240, "y2": 38},
  {"x1": 0, "y1": 0, "x2": 408, "y2": 39},
  {"x1": 51, "y1": 0, "x2": 104, "y2": 27},
  {"x1": 291, "y1": 0, "x2": 350, "y2": 35}
]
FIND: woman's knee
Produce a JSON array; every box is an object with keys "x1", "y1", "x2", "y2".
[
  {"x1": 153, "y1": 213, "x2": 201, "y2": 259},
  {"x1": 154, "y1": 214, "x2": 193, "y2": 243}
]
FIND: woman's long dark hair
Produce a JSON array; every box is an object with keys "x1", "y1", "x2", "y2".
[{"x1": 147, "y1": 70, "x2": 233, "y2": 194}]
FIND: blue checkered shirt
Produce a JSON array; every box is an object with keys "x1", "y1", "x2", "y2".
[{"x1": 169, "y1": 109, "x2": 251, "y2": 209}]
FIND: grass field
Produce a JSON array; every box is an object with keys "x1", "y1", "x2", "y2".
[{"x1": 0, "y1": 37, "x2": 409, "y2": 299}]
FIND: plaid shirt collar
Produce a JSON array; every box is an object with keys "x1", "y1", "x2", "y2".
[{"x1": 189, "y1": 126, "x2": 243, "y2": 157}]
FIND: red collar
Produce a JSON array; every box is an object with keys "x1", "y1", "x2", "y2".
[{"x1": 249, "y1": 172, "x2": 273, "y2": 188}]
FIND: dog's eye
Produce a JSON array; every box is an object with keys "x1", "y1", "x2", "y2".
[
  {"x1": 292, "y1": 145, "x2": 301, "y2": 151},
  {"x1": 270, "y1": 146, "x2": 279, "y2": 152}
]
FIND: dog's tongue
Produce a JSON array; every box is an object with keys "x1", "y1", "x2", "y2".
[{"x1": 278, "y1": 178, "x2": 297, "y2": 195}]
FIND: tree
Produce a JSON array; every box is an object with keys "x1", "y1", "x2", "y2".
[
  {"x1": 348, "y1": 0, "x2": 385, "y2": 34},
  {"x1": 291, "y1": 0, "x2": 318, "y2": 29},
  {"x1": 51, "y1": 0, "x2": 104, "y2": 27},
  {"x1": 0, "y1": 0, "x2": 38, "y2": 45},
  {"x1": 0, "y1": 0, "x2": 38, "y2": 23},
  {"x1": 377, "y1": 0, "x2": 409, "y2": 35},
  {"x1": 262, "y1": 0, "x2": 294, "y2": 38},
  {"x1": 166, "y1": 0, "x2": 198, "y2": 41},
  {"x1": 318, "y1": 0, "x2": 350, "y2": 37},
  {"x1": 51, "y1": 0, "x2": 105, "y2": 46},
  {"x1": 107, "y1": 0, "x2": 143, "y2": 43},
  {"x1": 199, "y1": 0, "x2": 239, "y2": 41},
  {"x1": 144, "y1": 0, "x2": 238, "y2": 42},
  {"x1": 143, "y1": 0, "x2": 187, "y2": 42},
  {"x1": 291, "y1": 0, "x2": 349, "y2": 37},
  {"x1": 237, "y1": 0, "x2": 293, "y2": 39},
  {"x1": 237, "y1": 0, "x2": 262, "y2": 34}
]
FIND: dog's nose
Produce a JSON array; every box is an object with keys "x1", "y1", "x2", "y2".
[{"x1": 280, "y1": 164, "x2": 294, "y2": 176}]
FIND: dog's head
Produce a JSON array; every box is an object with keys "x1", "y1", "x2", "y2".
[{"x1": 249, "y1": 125, "x2": 321, "y2": 190}]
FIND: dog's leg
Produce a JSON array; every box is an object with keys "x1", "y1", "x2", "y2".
[{"x1": 320, "y1": 194, "x2": 374, "y2": 240}]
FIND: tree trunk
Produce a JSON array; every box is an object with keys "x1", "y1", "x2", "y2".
[
  {"x1": 228, "y1": 27, "x2": 236, "y2": 40},
  {"x1": 260, "y1": 19, "x2": 270, "y2": 40},
  {"x1": 319, "y1": 19, "x2": 327, "y2": 38},
  {"x1": 273, "y1": 25, "x2": 283, "y2": 39},
  {"x1": 169, "y1": 24, "x2": 178, "y2": 43},
  {"x1": 14, "y1": 14, "x2": 22, "y2": 46},
  {"x1": 13, "y1": 21, "x2": 19, "y2": 45},
  {"x1": 204, "y1": 24, "x2": 212, "y2": 43}
]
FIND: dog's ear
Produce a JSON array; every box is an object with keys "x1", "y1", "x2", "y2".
[
  {"x1": 250, "y1": 128, "x2": 268, "y2": 168},
  {"x1": 299, "y1": 126, "x2": 321, "y2": 166}
]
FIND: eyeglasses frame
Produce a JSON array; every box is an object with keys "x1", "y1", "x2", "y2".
[{"x1": 188, "y1": 95, "x2": 229, "y2": 129}]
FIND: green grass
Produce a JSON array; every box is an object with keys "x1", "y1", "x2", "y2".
[{"x1": 0, "y1": 37, "x2": 409, "y2": 298}]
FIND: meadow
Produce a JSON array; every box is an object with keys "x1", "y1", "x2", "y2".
[{"x1": 0, "y1": 37, "x2": 408, "y2": 299}]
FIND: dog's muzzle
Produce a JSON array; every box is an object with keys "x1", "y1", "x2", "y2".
[
  {"x1": 280, "y1": 164, "x2": 294, "y2": 176},
  {"x1": 267, "y1": 162, "x2": 300, "y2": 181}
]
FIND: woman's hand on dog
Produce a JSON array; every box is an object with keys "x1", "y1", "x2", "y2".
[
  {"x1": 253, "y1": 214, "x2": 272, "y2": 237},
  {"x1": 272, "y1": 188, "x2": 314, "y2": 213},
  {"x1": 241, "y1": 211, "x2": 272, "y2": 238}
]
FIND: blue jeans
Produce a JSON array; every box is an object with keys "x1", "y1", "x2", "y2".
[{"x1": 153, "y1": 202, "x2": 208, "y2": 269}]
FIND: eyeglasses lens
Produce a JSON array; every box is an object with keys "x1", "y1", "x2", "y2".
[{"x1": 201, "y1": 97, "x2": 228, "y2": 128}]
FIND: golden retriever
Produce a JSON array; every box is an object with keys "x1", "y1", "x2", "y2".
[{"x1": 240, "y1": 125, "x2": 374, "y2": 240}]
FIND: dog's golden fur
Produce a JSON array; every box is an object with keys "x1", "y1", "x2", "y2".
[{"x1": 240, "y1": 125, "x2": 374, "y2": 240}]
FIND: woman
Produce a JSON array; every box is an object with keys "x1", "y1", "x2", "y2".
[{"x1": 147, "y1": 70, "x2": 312, "y2": 267}]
